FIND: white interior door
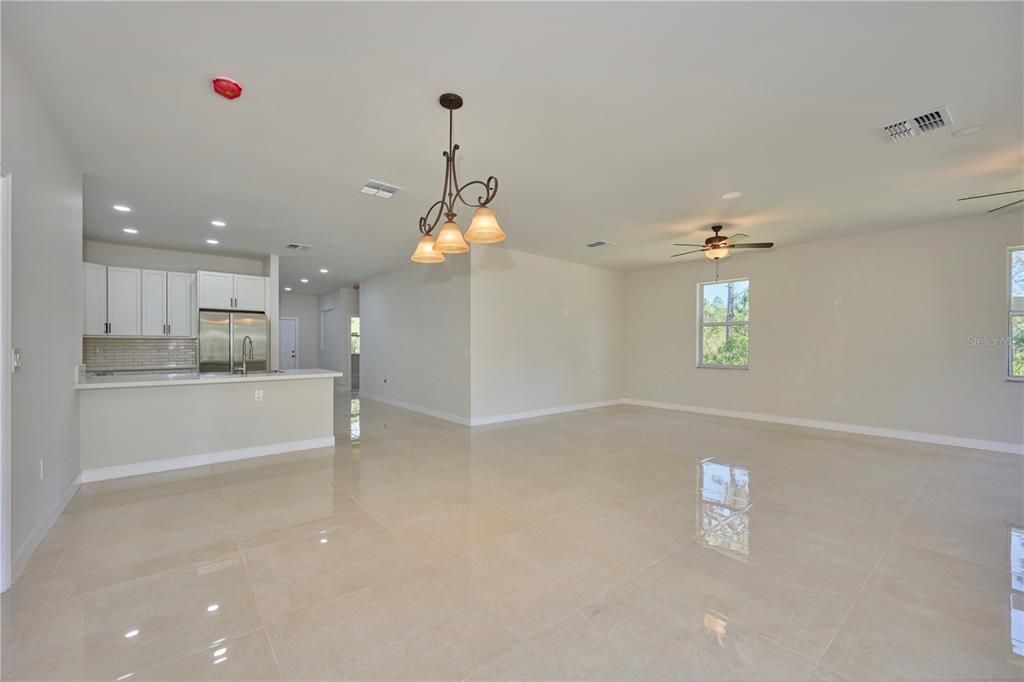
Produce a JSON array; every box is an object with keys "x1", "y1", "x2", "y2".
[
  {"x1": 279, "y1": 317, "x2": 298, "y2": 369},
  {"x1": 1, "y1": 169, "x2": 12, "y2": 591}
]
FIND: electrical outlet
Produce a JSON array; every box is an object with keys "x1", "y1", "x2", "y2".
[
  {"x1": 833, "y1": 394, "x2": 843, "y2": 405},
  {"x1": 254, "y1": 389, "x2": 264, "y2": 402},
  {"x1": 834, "y1": 298, "x2": 843, "y2": 309}
]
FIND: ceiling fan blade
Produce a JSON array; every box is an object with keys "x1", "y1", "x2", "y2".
[
  {"x1": 958, "y1": 189, "x2": 1024, "y2": 201},
  {"x1": 729, "y1": 242, "x2": 774, "y2": 249},
  {"x1": 988, "y1": 198, "x2": 1024, "y2": 213},
  {"x1": 671, "y1": 249, "x2": 706, "y2": 258},
  {"x1": 672, "y1": 243, "x2": 706, "y2": 247},
  {"x1": 727, "y1": 233, "x2": 750, "y2": 243}
]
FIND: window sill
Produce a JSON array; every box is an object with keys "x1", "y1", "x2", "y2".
[{"x1": 697, "y1": 364, "x2": 749, "y2": 371}]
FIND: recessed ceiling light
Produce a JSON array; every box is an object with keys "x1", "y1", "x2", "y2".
[
  {"x1": 113, "y1": 204, "x2": 131, "y2": 212},
  {"x1": 210, "y1": 220, "x2": 227, "y2": 227},
  {"x1": 300, "y1": 278, "x2": 309, "y2": 283},
  {"x1": 207, "y1": 604, "x2": 219, "y2": 613},
  {"x1": 319, "y1": 268, "x2": 329, "y2": 273},
  {"x1": 206, "y1": 239, "x2": 219, "y2": 245},
  {"x1": 721, "y1": 191, "x2": 742, "y2": 200},
  {"x1": 124, "y1": 629, "x2": 139, "y2": 639},
  {"x1": 952, "y1": 125, "x2": 985, "y2": 137},
  {"x1": 284, "y1": 287, "x2": 292, "y2": 292},
  {"x1": 122, "y1": 227, "x2": 139, "y2": 234}
]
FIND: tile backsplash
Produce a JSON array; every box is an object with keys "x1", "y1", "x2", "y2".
[{"x1": 83, "y1": 337, "x2": 197, "y2": 371}]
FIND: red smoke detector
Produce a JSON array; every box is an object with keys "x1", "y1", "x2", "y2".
[{"x1": 212, "y1": 77, "x2": 243, "y2": 100}]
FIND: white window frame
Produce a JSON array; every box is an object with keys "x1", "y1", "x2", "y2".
[
  {"x1": 1009, "y1": 246, "x2": 1024, "y2": 381},
  {"x1": 697, "y1": 277, "x2": 750, "y2": 370}
]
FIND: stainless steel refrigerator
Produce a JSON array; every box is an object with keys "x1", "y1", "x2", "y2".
[{"x1": 198, "y1": 310, "x2": 269, "y2": 373}]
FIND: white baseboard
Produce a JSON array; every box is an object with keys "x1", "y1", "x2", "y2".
[
  {"x1": 359, "y1": 394, "x2": 471, "y2": 426},
  {"x1": 11, "y1": 472, "x2": 81, "y2": 586},
  {"x1": 469, "y1": 400, "x2": 624, "y2": 426},
  {"x1": 80, "y1": 436, "x2": 336, "y2": 483},
  {"x1": 622, "y1": 399, "x2": 1024, "y2": 456}
]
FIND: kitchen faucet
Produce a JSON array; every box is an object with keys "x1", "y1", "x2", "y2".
[{"x1": 239, "y1": 335, "x2": 255, "y2": 376}]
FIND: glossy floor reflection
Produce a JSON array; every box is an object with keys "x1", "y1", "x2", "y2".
[{"x1": 4, "y1": 398, "x2": 1023, "y2": 680}]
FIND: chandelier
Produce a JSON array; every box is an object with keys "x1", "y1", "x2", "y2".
[{"x1": 411, "y1": 93, "x2": 505, "y2": 264}]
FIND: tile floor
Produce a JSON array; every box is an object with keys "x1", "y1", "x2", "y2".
[{"x1": 3, "y1": 398, "x2": 1023, "y2": 680}]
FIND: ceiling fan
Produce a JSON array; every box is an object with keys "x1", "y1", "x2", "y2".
[
  {"x1": 957, "y1": 189, "x2": 1023, "y2": 213},
  {"x1": 671, "y1": 225, "x2": 774, "y2": 260}
]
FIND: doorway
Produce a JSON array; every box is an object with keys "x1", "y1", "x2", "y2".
[
  {"x1": 279, "y1": 317, "x2": 298, "y2": 370},
  {"x1": 350, "y1": 316, "x2": 360, "y2": 394}
]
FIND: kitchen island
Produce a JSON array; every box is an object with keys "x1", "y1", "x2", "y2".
[{"x1": 76, "y1": 369, "x2": 343, "y2": 481}]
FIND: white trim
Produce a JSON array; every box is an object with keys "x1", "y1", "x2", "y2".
[
  {"x1": 79, "y1": 436, "x2": 336, "y2": 483},
  {"x1": 469, "y1": 400, "x2": 624, "y2": 426},
  {"x1": 622, "y1": 398, "x2": 1024, "y2": 455},
  {"x1": 359, "y1": 394, "x2": 471, "y2": 426},
  {"x1": 11, "y1": 473, "x2": 80, "y2": 584}
]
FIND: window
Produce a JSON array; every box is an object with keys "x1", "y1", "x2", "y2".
[
  {"x1": 350, "y1": 316, "x2": 360, "y2": 355},
  {"x1": 1011, "y1": 247, "x2": 1024, "y2": 379},
  {"x1": 698, "y1": 278, "x2": 749, "y2": 368}
]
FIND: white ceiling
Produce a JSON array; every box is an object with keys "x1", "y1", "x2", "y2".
[{"x1": 4, "y1": 2, "x2": 1022, "y2": 295}]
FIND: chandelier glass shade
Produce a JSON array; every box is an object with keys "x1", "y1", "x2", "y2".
[
  {"x1": 434, "y1": 219, "x2": 470, "y2": 254},
  {"x1": 410, "y1": 234, "x2": 446, "y2": 264},
  {"x1": 464, "y1": 207, "x2": 506, "y2": 244},
  {"x1": 411, "y1": 93, "x2": 504, "y2": 263}
]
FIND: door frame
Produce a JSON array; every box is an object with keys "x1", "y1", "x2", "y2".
[
  {"x1": 279, "y1": 316, "x2": 298, "y2": 370},
  {"x1": 1, "y1": 166, "x2": 13, "y2": 591}
]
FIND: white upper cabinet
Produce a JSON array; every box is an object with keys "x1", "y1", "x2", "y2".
[
  {"x1": 197, "y1": 271, "x2": 235, "y2": 309},
  {"x1": 85, "y1": 264, "x2": 197, "y2": 337},
  {"x1": 167, "y1": 272, "x2": 195, "y2": 337},
  {"x1": 198, "y1": 271, "x2": 267, "y2": 312},
  {"x1": 141, "y1": 269, "x2": 168, "y2": 336},
  {"x1": 83, "y1": 262, "x2": 108, "y2": 335},
  {"x1": 106, "y1": 267, "x2": 142, "y2": 336},
  {"x1": 141, "y1": 270, "x2": 196, "y2": 337},
  {"x1": 234, "y1": 275, "x2": 267, "y2": 311}
]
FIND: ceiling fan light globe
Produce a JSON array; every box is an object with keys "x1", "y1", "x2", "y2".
[
  {"x1": 464, "y1": 207, "x2": 505, "y2": 244},
  {"x1": 433, "y1": 220, "x2": 469, "y2": 253},
  {"x1": 705, "y1": 247, "x2": 730, "y2": 260},
  {"x1": 410, "y1": 234, "x2": 446, "y2": 264}
]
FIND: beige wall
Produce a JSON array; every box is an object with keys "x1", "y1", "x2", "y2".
[
  {"x1": 625, "y1": 212, "x2": 1024, "y2": 446},
  {"x1": 470, "y1": 246, "x2": 625, "y2": 421},
  {"x1": 84, "y1": 239, "x2": 264, "y2": 275},
  {"x1": 360, "y1": 258, "x2": 470, "y2": 421},
  {"x1": 280, "y1": 293, "x2": 319, "y2": 368},
  {"x1": 3, "y1": 46, "x2": 84, "y2": 557},
  {"x1": 79, "y1": 378, "x2": 334, "y2": 469}
]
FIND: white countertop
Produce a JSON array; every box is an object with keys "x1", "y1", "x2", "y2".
[{"x1": 75, "y1": 368, "x2": 343, "y2": 390}]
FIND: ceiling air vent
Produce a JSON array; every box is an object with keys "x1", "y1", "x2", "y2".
[
  {"x1": 586, "y1": 241, "x2": 610, "y2": 248},
  {"x1": 360, "y1": 180, "x2": 401, "y2": 198},
  {"x1": 286, "y1": 243, "x2": 313, "y2": 251},
  {"x1": 881, "y1": 106, "x2": 952, "y2": 141}
]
